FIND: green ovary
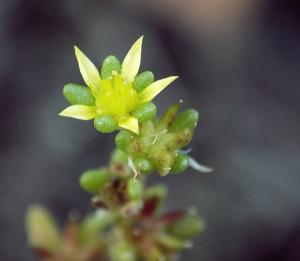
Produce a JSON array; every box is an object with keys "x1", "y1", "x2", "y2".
[{"x1": 96, "y1": 75, "x2": 138, "y2": 120}]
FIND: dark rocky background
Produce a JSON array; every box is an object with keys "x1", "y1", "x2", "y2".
[{"x1": 0, "y1": 0, "x2": 300, "y2": 260}]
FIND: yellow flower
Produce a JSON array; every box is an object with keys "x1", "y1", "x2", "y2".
[{"x1": 59, "y1": 36, "x2": 178, "y2": 134}]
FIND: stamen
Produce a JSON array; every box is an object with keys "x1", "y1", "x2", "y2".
[
  {"x1": 128, "y1": 156, "x2": 139, "y2": 180},
  {"x1": 149, "y1": 129, "x2": 168, "y2": 145}
]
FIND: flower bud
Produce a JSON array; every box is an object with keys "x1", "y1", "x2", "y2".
[
  {"x1": 133, "y1": 158, "x2": 155, "y2": 175},
  {"x1": 161, "y1": 128, "x2": 193, "y2": 152},
  {"x1": 170, "y1": 152, "x2": 189, "y2": 174},
  {"x1": 101, "y1": 55, "x2": 121, "y2": 79},
  {"x1": 131, "y1": 102, "x2": 157, "y2": 122},
  {"x1": 170, "y1": 109, "x2": 199, "y2": 132},
  {"x1": 115, "y1": 130, "x2": 134, "y2": 151},
  {"x1": 94, "y1": 116, "x2": 118, "y2": 133},
  {"x1": 63, "y1": 83, "x2": 95, "y2": 105},
  {"x1": 127, "y1": 179, "x2": 143, "y2": 200},
  {"x1": 168, "y1": 215, "x2": 205, "y2": 240},
  {"x1": 156, "y1": 103, "x2": 180, "y2": 131},
  {"x1": 151, "y1": 145, "x2": 173, "y2": 176},
  {"x1": 80, "y1": 168, "x2": 111, "y2": 193},
  {"x1": 133, "y1": 71, "x2": 154, "y2": 93}
]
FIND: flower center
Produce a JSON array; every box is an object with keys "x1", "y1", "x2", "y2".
[{"x1": 96, "y1": 74, "x2": 138, "y2": 120}]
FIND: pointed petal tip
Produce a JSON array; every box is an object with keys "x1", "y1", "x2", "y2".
[
  {"x1": 58, "y1": 111, "x2": 69, "y2": 117},
  {"x1": 138, "y1": 35, "x2": 144, "y2": 42},
  {"x1": 74, "y1": 45, "x2": 85, "y2": 58},
  {"x1": 73, "y1": 46, "x2": 101, "y2": 96},
  {"x1": 58, "y1": 105, "x2": 97, "y2": 120},
  {"x1": 137, "y1": 75, "x2": 179, "y2": 104},
  {"x1": 74, "y1": 45, "x2": 80, "y2": 53},
  {"x1": 118, "y1": 117, "x2": 139, "y2": 134},
  {"x1": 121, "y1": 36, "x2": 144, "y2": 82}
]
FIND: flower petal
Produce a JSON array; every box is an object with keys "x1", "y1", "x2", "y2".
[
  {"x1": 59, "y1": 105, "x2": 97, "y2": 120},
  {"x1": 119, "y1": 116, "x2": 139, "y2": 134},
  {"x1": 138, "y1": 76, "x2": 178, "y2": 104},
  {"x1": 74, "y1": 46, "x2": 101, "y2": 96},
  {"x1": 121, "y1": 36, "x2": 143, "y2": 82}
]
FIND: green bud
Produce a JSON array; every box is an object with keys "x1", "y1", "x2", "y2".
[
  {"x1": 133, "y1": 71, "x2": 154, "y2": 92},
  {"x1": 94, "y1": 116, "x2": 118, "y2": 133},
  {"x1": 80, "y1": 168, "x2": 111, "y2": 193},
  {"x1": 170, "y1": 152, "x2": 189, "y2": 174},
  {"x1": 170, "y1": 109, "x2": 199, "y2": 132},
  {"x1": 156, "y1": 103, "x2": 180, "y2": 131},
  {"x1": 115, "y1": 130, "x2": 134, "y2": 151},
  {"x1": 168, "y1": 215, "x2": 205, "y2": 240},
  {"x1": 109, "y1": 241, "x2": 137, "y2": 261},
  {"x1": 131, "y1": 102, "x2": 157, "y2": 122},
  {"x1": 133, "y1": 158, "x2": 155, "y2": 175},
  {"x1": 63, "y1": 83, "x2": 95, "y2": 105},
  {"x1": 127, "y1": 179, "x2": 143, "y2": 200},
  {"x1": 101, "y1": 55, "x2": 121, "y2": 79},
  {"x1": 110, "y1": 149, "x2": 128, "y2": 164}
]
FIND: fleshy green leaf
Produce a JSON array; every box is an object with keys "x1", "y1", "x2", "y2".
[
  {"x1": 109, "y1": 240, "x2": 137, "y2": 261},
  {"x1": 121, "y1": 36, "x2": 143, "y2": 83},
  {"x1": 74, "y1": 46, "x2": 101, "y2": 96},
  {"x1": 110, "y1": 149, "x2": 129, "y2": 164},
  {"x1": 131, "y1": 102, "x2": 157, "y2": 122},
  {"x1": 63, "y1": 83, "x2": 95, "y2": 105},
  {"x1": 127, "y1": 179, "x2": 143, "y2": 200},
  {"x1": 156, "y1": 234, "x2": 186, "y2": 250},
  {"x1": 101, "y1": 55, "x2": 121, "y2": 79},
  {"x1": 80, "y1": 210, "x2": 116, "y2": 244},
  {"x1": 138, "y1": 76, "x2": 178, "y2": 104},
  {"x1": 94, "y1": 115, "x2": 118, "y2": 133},
  {"x1": 133, "y1": 71, "x2": 154, "y2": 93},
  {"x1": 80, "y1": 168, "x2": 111, "y2": 193},
  {"x1": 59, "y1": 105, "x2": 97, "y2": 120},
  {"x1": 170, "y1": 109, "x2": 199, "y2": 132},
  {"x1": 25, "y1": 205, "x2": 62, "y2": 252},
  {"x1": 115, "y1": 130, "x2": 134, "y2": 151},
  {"x1": 168, "y1": 215, "x2": 205, "y2": 240},
  {"x1": 170, "y1": 152, "x2": 189, "y2": 174},
  {"x1": 133, "y1": 158, "x2": 155, "y2": 175}
]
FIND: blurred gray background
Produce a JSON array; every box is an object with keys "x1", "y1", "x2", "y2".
[{"x1": 1, "y1": 0, "x2": 300, "y2": 260}]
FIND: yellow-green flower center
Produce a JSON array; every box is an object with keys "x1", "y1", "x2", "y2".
[{"x1": 96, "y1": 74, "x2": 138, "y2": 120}]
